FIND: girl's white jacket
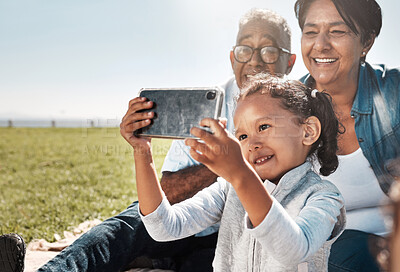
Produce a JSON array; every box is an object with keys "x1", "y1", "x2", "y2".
[{"x1": 141, "y1": 161, "x2": 345, "y2": 272}]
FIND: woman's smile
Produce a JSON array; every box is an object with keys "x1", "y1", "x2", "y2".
[{"x1": 313, "y1": 57, "x2": 338, "y2": 64}]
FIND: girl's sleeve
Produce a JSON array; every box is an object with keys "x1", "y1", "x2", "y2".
[
  {"x1": 244, "y1": 187, "x2": 344, "y2": 264},
  {"x1": 140, "y1": 178, "x2": 228, "y2": 241}
]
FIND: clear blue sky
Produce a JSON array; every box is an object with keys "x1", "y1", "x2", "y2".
[{"x1": 1, "y1": 0, "x2": 399, "y2": 120}]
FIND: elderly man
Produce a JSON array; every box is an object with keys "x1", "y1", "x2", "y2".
[{"x1": 36, "y1": 8, "x2": 295, "y2": 272}]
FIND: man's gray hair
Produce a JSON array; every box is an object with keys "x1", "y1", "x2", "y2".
[{"x1": 238, "y1": 8, "x2": 292, "y2": 51}]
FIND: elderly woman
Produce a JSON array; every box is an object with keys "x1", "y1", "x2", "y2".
[{"x1": 294, "y1": 0, "x2": 400, "y2": 271}]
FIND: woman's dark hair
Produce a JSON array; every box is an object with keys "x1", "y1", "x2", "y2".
[
  {"x1": 294, "y1": 0, "x2": 382, "y2": 46},
  {"x1": 238, "y1": 74, "x2": 342, "y2": 176}
]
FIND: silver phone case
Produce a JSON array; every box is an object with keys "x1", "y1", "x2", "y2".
[{"x1": 136, "y1": 87, "x2": 224, "y2": 139}]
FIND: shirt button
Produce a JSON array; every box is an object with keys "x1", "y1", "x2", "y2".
[
  {"x1": 358, "y1": 138, "x2": 364, "y2": 142},
  {"x1": 351, "y1": 114, "x2": 356, "y2": 119}
]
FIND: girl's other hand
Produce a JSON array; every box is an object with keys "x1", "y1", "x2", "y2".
[
  {"x1": 185, "y1": 118, "x2": 249, "y2": 182},
  {"x1": 120, "y1": 97, "x2": 154, "y2": 152}
]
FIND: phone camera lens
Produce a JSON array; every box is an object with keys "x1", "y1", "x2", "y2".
[{"x1": 206, "y1": 91, "x2": 216, "y2": 100}]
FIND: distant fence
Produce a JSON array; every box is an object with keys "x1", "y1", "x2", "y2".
[{"x1": 0, "y1": 119, "x2": 120, "y2": 128}]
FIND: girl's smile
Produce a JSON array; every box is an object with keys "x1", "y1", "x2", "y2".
[{"x1": 254, "y1": 155, "x2": 274, "y2": 165}]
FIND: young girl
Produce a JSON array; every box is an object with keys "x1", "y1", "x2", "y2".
[{"x1": 120, "y1": 74, "x2": 345, "y2": 271}]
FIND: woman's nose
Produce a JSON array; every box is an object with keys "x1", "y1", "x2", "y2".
[{"x1": 313, "y1": 33, "x2": 331, "y2": 52}]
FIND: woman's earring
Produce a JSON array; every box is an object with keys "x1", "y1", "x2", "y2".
[{"x1": 361, "y1": 51, "x2": 366, "y2": 64}]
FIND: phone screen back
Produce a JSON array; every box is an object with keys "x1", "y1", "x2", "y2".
[{"x1": 137, "y1": 87, "x2": 224, "y2": 139}]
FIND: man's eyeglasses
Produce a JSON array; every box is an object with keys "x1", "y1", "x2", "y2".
[{"x1": 233, "y1": 45, "x2": 291, "y2": 64}]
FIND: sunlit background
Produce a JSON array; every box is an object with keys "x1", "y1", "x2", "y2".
[{"x1": 1, "y1": 0, "x2": 399, "y2": 124}]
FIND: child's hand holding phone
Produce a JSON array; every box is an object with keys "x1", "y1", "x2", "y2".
[{"x1": 120, "y1": 97, "x2": 155, "y2": 153}]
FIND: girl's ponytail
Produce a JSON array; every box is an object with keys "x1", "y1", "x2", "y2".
[{"x1": 308, "y1": 90, "x2": 343, "y2": 176}]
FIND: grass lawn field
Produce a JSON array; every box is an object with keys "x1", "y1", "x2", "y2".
[{"x1": 0, "y1": 127, "x2": 171, "y2": 243}]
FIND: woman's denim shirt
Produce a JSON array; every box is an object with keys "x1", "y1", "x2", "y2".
[{"x1": 301, "y1": 62, "x2": 400, "y2": 194}]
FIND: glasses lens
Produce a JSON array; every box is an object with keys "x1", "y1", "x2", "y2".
[
  {"x1": 234, "y1": 46, "x2": 253, "y2": 63},
  {"x1": 260, "y1": 47, "x2": 279, "y2": 64}
]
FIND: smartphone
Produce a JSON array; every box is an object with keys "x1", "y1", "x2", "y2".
[{"x1": 136, "y1": 87, "x2": 224, "y2": 139}]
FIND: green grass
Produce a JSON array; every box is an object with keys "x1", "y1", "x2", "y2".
[{"x1": 0, "y1": 127, "x2": 171, "y2": 243}]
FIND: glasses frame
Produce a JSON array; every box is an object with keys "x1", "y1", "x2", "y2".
[{"x1": 233, "y1": 45, "x2": 291, "y2": 64}]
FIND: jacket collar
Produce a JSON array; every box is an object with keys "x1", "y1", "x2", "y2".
[
  {"x1": 270, "y1": 161, "x2": 313, "y2": 195},
  {"x1": 351, "y1": 63, "x2": 373, "y2": 115}
]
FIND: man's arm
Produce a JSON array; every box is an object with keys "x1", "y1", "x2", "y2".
[{"x1": 160, "y1": 164, "x2": 218, "y2": 204}]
